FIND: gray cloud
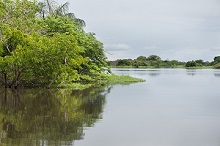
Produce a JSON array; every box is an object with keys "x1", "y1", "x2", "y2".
[{"x1": 57, "y1": 0, "x2": 220, "y2": 61}]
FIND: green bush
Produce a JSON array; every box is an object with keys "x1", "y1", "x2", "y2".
[
  {"x1": 185, "y1": 60, "x2": 197, "y2": 67},
  {"x1": 214, "y1": 63, "x2": 220, "y2": 69}
]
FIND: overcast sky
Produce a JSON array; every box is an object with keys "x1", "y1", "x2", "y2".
[{"x1": 57, "y1": 0, "x2": 220, "y2": 61}]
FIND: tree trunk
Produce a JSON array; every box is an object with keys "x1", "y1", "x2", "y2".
[
  {"x1": 4, "y1": 73, "x2": 7, "y2": 88},
  {"x1": 9, "y1": 71, "x2": 21, "y2": 89}
]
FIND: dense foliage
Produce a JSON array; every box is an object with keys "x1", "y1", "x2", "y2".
[
  {"x1": 0, "y1": 0, "x2": 108, "y2": 88},
  {"x1": 213, "y1": 56, "x2": 220, "y2": 69},
  {"x1": 109, "y1": 55, "x2": 216, "y2": 68},
  {"x1": 109, "y1": 55, "x2": 185, "y2": 68}
]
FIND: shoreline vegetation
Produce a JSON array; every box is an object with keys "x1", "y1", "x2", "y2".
[
  {"x1": 0, "y1": 0, "x2": 146, "y2": 89},
  {"x1": 110, "y1": 65, "x2": 214, "y2": 69},
  {"x1": 108, "y1": 55, "x2": 220, "y2": 69},
  {"x1": 54, "y1": 74, "x2": 146, "y2": 90},
  {"x1": 107, "y1": 74, "x2": 146, "y2": 85}
]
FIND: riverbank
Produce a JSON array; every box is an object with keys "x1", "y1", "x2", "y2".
[{"x1": 110, "y1": 65, "x2": 214, "y2": 69}]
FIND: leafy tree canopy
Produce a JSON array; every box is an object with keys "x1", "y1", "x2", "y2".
[
  {"x1": 147, "y1": 55, "x2": 161, "y2": 61},
  {"x1": 0, "y1": 0, "x2": 108, "y2": 88},
  {"x1": 214, "y1": 56, "x2": 220, "y2": 64}
]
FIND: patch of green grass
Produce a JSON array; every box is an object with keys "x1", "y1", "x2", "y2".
[
  {"x1": 108, "y1": 74, "x2": 145, "y2": 85},
  {"x1": 55, "y1": 74, "x2": 145, "y2": 90}
]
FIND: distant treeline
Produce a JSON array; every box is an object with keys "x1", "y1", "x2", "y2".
[{"x1": 108, "y1": 55, "x2": 220, "y2": 69}]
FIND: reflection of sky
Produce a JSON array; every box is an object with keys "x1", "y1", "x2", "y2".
[{"x1": 76, "y1": 68, "x2": 220, "y2": 146}]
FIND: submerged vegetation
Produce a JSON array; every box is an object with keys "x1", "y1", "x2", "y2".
[{"x1": 109, "y1": 55, "x2": 220, "y2": 69}]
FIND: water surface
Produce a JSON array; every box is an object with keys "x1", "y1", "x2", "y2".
[
  {"x1": 1, "y1": 68, "x2": 220, "y2": 146},
  {"x1": 75, "y1": 68, "x2": 220, "y2": 146}
]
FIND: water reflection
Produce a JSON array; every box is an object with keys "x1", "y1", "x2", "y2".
[
  {"x1": 146, "y1": 70, "x2": 160, "y2": 77},
  {"x1": 111, "y1": 68, "x2": 161, "y2": 77},
  {"x1": 186, "y1": 69, "x2": 196, "y2": 76},
  {"x1": 214, "y1": 72, "x2": 220, "y2": 77},
  {"x1": 0, "y1": 87, "x2": 110, "y2": 146}
]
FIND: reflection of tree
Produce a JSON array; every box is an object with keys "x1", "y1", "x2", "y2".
[
  {"x1": 214, "y1": 73, "x2": 220, "y2": 77},
  {"x1": 186, "y1": 69, "x2": 196, "y2": 76},
  {"x1": 0, "y1": 86, "x2": 110, "y2": 146},
  {"x1": 147, "y1": 70, "x2": 160, "y2": 77}
]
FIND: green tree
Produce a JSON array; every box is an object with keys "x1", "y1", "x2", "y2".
[
  {"x1": 185, "y1": 60, "x2": 197, "y2": 67},
  {"x1": 195, "y1": 59, "x2": 204, "y2": 66},
  {"x1": 117, "y1": 59, "x2": 133, "y2": 66},
  {"x1": 147, "y1": 55, "x2": 161, "y2": 61},
  {"x1": 0, "y1": 0, "x2": 108, "y2": 88},
  {"x1": 214, "y1": 56, "x2": 220, "y2": 64},
  {"x1": 214, "y1": 63, "x2": 220, "y2": 69},
  {"x1": 213, "y1": 56, "x2": 220, "y2": 69},
  {"x1": 37, "y1": 0, "x2": 85, "y2": 26},
  {"x1": 136, "y1": 56, "x2": 147, "y2": 61},
  {"x1": 0, "y1": 0, "x2": 40, "y2": 33}
]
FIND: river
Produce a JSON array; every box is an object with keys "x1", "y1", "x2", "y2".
[
  {"x1": 74, "y1": 68, "x2": 220, "y2": 146},
  {"x1": 0, "y1": 68, "x2": 220, "y2": 146}
]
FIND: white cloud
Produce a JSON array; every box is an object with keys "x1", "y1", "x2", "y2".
[{"x1": 104, "y1": 44, "x2": 133, "y2": 51}]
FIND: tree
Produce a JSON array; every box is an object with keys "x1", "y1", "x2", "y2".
[
  {"x1": 214, "y1": 56, "x2": 220, "y2": 64},
  {"x1": 0, "y1": 0, "x2": 39, "y2": 33},
  {"x1": 214, "y1": 63, "x2": 220, "y2": 69},
  {"x1": 37, "y1": 0, "x2": 85, "y2": 27},
  {"x1": 185, "y1": 60, "x2": 197, "y2": 67},
  {"x1": 147, "y1": 55, "x2": 161, "y2": 61},
  {"x1": 195, "y1": 59, "x2": 204, "y2": 66},
  {"x1": 0, "y1": 0, "x2": 108, "y2": 88},
  {"x1": 213, "y1": 56, "x2": 220, "y2": 69},
  {"x1": 136, "y1": 56, "x2": 147, "y2": 61},
  {"x1": 117, "y1": 59, "x2": 132, "y2": 66},
  {"x1": 37, "y1": 0, "x2": 68, "y2": 18}
]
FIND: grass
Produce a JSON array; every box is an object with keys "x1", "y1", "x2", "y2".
[
  {"x1": 108, "y1": 74, "x2": 145, "y2": 85},
  {"x1": 56, "y1": 74, "x2": 146, "y2": 90}
]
